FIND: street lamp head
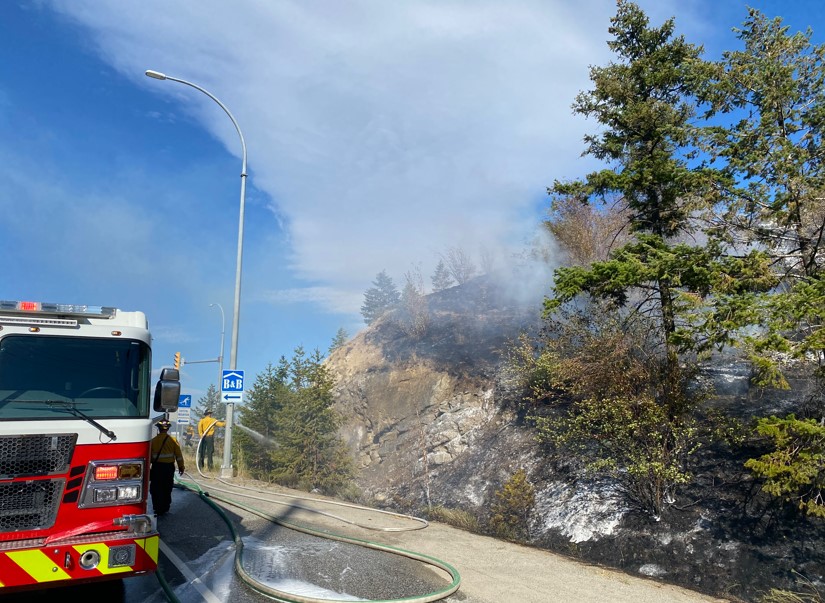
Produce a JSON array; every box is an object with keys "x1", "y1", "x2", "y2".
[{"x1": 145, "y1": 70, "x2": 167, "y2": 80}]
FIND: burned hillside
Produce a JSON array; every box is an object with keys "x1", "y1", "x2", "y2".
[{"x1": 325, "y1": 276, "x2": 825, "y2": 602}]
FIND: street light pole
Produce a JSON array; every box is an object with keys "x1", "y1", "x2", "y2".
[
  {"x1": 146, "y1": 69, "x2": 245, "y2": 479},
  {"x1": 209, "y1": 302, "x2": 225, "y2": 396}
]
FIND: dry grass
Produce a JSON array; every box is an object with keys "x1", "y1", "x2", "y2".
[
  {"x1": 426, "y1": 505, "x2": 480, "y2": 532},
  {"x1": 759, "y1": 572, "x2": 823, "y2": 603}
]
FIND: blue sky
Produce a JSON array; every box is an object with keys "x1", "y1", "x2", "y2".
[{"x1": 0, "y1": 1, "x2": 820, "y2": 403}]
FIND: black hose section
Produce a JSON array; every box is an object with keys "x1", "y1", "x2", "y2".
[
  {"x1": 175, "y1": 478, "x2": 461, "y2": 603},
  {"x1": 154, "y1": 552, "x2": 182, "y2": 603}
]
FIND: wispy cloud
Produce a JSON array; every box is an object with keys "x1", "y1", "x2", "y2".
[{"x1": 49, "y1": 0, "x2": 641, "y2": 316}]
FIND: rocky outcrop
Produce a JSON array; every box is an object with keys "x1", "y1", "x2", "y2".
[
  {"x1": 327, "y1": 277, "x2": 825, "y2": 602},
  {"x1": 331, "y1": 276, "x2": 540, "y2": 505}
]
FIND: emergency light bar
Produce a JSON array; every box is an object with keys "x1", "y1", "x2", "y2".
[
  {"x1": 0, "y1": 300, "x2": 116, "y2": 319},
  {"x1": 0, "y1": 315, "x2": 78, "y2": 327}
]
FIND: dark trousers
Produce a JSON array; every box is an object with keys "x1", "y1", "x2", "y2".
[
  {"x1": 199, "y1": 435, "x2": 215, "y2": 469},
  {"x1": 150, "y1": 462, "x2": 175, "y2": 515}
]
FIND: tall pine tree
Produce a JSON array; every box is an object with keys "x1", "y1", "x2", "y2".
[
  {"x1": 698, "y1": 8, "x2": 825, "y2": 517},
  {"x1": 535, "y1": 1, "x2": 771, "y2": 516},
  {"x1": 360, "y1": 270, "x2": 400, "y2": 325}
]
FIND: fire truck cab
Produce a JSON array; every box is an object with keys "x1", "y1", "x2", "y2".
[{"x1": 0, "y1": 300, "x2": 180, "y2": 592}]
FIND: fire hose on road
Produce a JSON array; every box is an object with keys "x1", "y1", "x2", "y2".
[{"x1": 154, "y1": 448, "x2": 461, "y2": 603}]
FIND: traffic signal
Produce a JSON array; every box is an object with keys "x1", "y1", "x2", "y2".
[{"x1": 174, "y1": 352, "x2": 181, "y2": 370}]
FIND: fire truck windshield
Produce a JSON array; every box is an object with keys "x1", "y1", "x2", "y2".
[{"x1": 0, "y1": 335, "x2": 151, "y2": 420}]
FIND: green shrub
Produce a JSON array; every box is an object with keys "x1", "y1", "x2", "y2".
[
  {"x1": 488, "y1": 468, "x2": 535, "y2": 542},
  {"x1": 745, "y1": 415, "x2": 825, "y2": 518}
]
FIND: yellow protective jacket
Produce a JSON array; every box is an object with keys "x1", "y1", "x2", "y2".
[
  {"x1": 198, "y1": 416, "x2": 225, "y2": 438},
  {"x1": 150, "y1": 433, "x2": 185, "y2": 472}
]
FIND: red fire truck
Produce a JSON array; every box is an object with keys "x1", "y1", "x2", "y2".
[{"x1": 0, "y1": 300, "x2": 180, "y2": 592}]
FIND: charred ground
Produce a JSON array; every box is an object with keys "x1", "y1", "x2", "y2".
[{"x1": 326, "y1": 276, "x2": 824, "y2": 602}]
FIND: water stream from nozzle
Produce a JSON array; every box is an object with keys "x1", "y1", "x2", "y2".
[{"x1": 234, "y1": 422, "x2": 279, "y2": 448}]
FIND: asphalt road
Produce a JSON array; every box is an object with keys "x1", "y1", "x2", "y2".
[{"x1": 2, "y1": 475, "x2": 732, "y2": 603}]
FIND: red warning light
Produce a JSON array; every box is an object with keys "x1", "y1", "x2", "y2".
[
  {"x1": 19, "y1": 301, "x2": 39, "y2": 311},
  {"x1": 94, "y1": 465, "x2": 119, "y2": 481}
]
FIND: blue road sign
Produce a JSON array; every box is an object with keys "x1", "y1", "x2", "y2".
[
  {"x1": 179, "y1": 394, "x2": 192, "y2": 408},
  {"x1": 222, "y1": 370, "x2": 244, "y2": 403}
]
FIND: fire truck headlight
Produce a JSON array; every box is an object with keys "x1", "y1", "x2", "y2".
[
  {"x1": 94, "y1": 487, "x2": 118, "y2": 503},
  {"x1": 118, "y1": 484, "x2": 140, "y2": 500},
  {"x1": 81, "y1": 459, "x2": 146, "y2": 508}
]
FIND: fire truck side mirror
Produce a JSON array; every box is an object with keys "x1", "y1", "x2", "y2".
[
  {"x1": 160, "y1": 368, "x2": 180, "y2": 381},
  {"x1": 153, "y1": 369, "x2": 181, "y2": 413}
]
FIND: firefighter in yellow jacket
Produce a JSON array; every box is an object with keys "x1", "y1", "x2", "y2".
[
  {"x1": 197, "y1": 409, "x2": 226, "y2": 470},
  {"x1": 149, "y1": 419, "x2": 185, "y2": 516}
]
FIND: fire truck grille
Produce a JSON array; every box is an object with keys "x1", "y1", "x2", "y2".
[
  {"x1": 0, "y1": 434, "x2": 76, "y2": 478},
  {"x1": 0, "y1": 479, "x2": 63, "y2": 533}
]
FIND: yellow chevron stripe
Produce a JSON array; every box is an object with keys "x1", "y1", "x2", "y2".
[
  {"x1": 138, "y1": 535, "x2": 160, "y2": 563},
  {"x1": 71, "y1": 543, "x2": 130, "y2": 575},
  {"x1": 7, "y1": 550, "x2": 70, "y2": 582}
]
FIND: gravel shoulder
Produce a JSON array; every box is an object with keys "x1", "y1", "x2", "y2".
[{"x1": 384, "y1": 520, "x2": 731, "y2": 603}]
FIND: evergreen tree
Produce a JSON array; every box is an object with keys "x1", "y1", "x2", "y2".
[
  {"x1": 360, "y1": 270, "x2": 400, "y2": 325},
  {"x1": 270, "y1": 346, "x2": 352, "y2": 492},
  {"x1": 194, "y1": 383, "x2": 223, "y2": 422},
  {"x1": 533, "y1": 2, "x2": 770, "y2": 516},
  {"x1": 547, "y1": 1, "x2": 709, "y2": 375},
  {"x1": 236, "y1": 348, "x2": 353, "y2": 493},
  {"x1": 329, "y1": 327, "x2": 349, "y2": 354},
  {"x1": 697, "y1": 8, "x2": 825, "y2": 517},
  {"x1": 744, "y1": 415, "x2": 825, "y2": 518},
  {"x1": 699, "y1": 8, "x2": 825, "y2": 388},
  {"x1": 431, "y1": 259, "x2": 454, "y2": 292},
  {"x1": 235, "y1": 361, "x2": 289, "y2": 479}
]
